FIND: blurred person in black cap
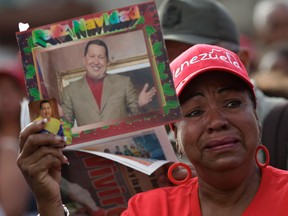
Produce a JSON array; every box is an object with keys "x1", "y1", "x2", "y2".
[
  {"x1": 159, "y1": 0, "x2": 239, "y2": 60},
  {"x1": 158, "y1": 0, "x2": 287, "y2": 129}
]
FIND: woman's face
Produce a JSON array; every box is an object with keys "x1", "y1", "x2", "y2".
[{"x1": 174, "y1": 71, "x2": 259, "y2": 173}]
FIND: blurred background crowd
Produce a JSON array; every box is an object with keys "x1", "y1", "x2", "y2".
[
  {"x1": 1, "y1": 0, "x2": 288, "y2": 215},
  {"x1": 2, "y1": 0, "x2": 288, "y2": 100}
]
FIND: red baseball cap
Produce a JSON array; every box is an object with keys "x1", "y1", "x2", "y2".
[{"x1": 170, "y1": 44, "x2": 255, "y2": 104}]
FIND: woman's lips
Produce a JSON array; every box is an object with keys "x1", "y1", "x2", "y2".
[{"x1": 204, "y1": 137, "x2": 240, "y2": 151}]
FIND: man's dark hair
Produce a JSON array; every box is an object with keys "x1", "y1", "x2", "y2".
[
  {"x1": 84, "y1": 39, "x2": 109, "y2": 60},
  {"x1": 39, "y1": 99, "x2": 51, "y2": 110}
]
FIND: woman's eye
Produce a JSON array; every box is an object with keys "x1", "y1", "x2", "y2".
[
  {"x1": 185, "y1": 109, "x2": 203, "y2": 118},
  {"x1": 226, "y1": 99, "x2": 241, "y2": 108}
]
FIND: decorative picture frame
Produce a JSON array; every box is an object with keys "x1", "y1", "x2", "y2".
[{"x1": 16, "y1": 1, "x2": 182, "y2": 145}]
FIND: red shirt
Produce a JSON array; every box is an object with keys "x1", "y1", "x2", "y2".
[
  {"x1": 86, "y1": 75, "x2": 104, "y2": 109},
  {"x1": 122, "y1": 166, "x2": 288, "y2": 215}
]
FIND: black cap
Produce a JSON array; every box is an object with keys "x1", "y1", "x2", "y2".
[{"x1": 158, "y1": 0, "x2": 240, "y2": 52}]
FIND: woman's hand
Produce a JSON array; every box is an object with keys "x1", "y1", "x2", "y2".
[{"x1": 17, "y1": 119, "x2": 68, "y2": 215}]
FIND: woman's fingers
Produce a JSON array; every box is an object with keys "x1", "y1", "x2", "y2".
[
  {"x1": 19, "y1": 120, "x2": 66, "y2": 158},
  {"x1": 17, "y1": 118, "x2": 67, "y2": 190},
  {"x1": 19, "y1": 119, "x2": 46, "y2": 150},
  {"x1": 20, "y1": 132, "x2": 66, "y2": 159},
  {"x1": 17, "y1": 146, "x2": 65, "y2": 200},
  {"x1": 17, "y1": 119, "x2": 67, "y2": 208},
  {"x1": 18, "y1": 146, "x2": 65, "y2": 173}
]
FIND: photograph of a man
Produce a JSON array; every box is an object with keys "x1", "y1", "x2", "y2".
[
  {"x1": 33, "y1": 99, "x2": 64, "y2": 136},
  {"x1": 61, "y1": 39, "x2": 156, "y2": 127}
]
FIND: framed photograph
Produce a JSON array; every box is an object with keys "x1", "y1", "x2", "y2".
[
  {"x1": 16, "y1": 1, "x2": 182, "y2": 145},
  {"x1": 28, "y1": 98, "x2": 67, "y2": 138}
]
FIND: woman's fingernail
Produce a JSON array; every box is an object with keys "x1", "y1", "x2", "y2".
[
  {"x1": 63, "y1": 155, "x2": 70, "y2": 165},
  {"x1": 62, "y1": 136, "x2": 67, "y2": 142},
  {"x1": 36, "y1": 118, "x2": 46, "y2": 126},
  {"x1": 55, "y1": 135, "x2": 62, "y2": 141}
]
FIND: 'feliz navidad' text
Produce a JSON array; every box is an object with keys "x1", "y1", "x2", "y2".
[{"x1": 32, "y1": 6, "x2": 140, "y2": 48}]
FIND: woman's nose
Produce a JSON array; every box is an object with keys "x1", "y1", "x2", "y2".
[{"x1": 205, "y1": 109, "x2": 229, "y2": 133}]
